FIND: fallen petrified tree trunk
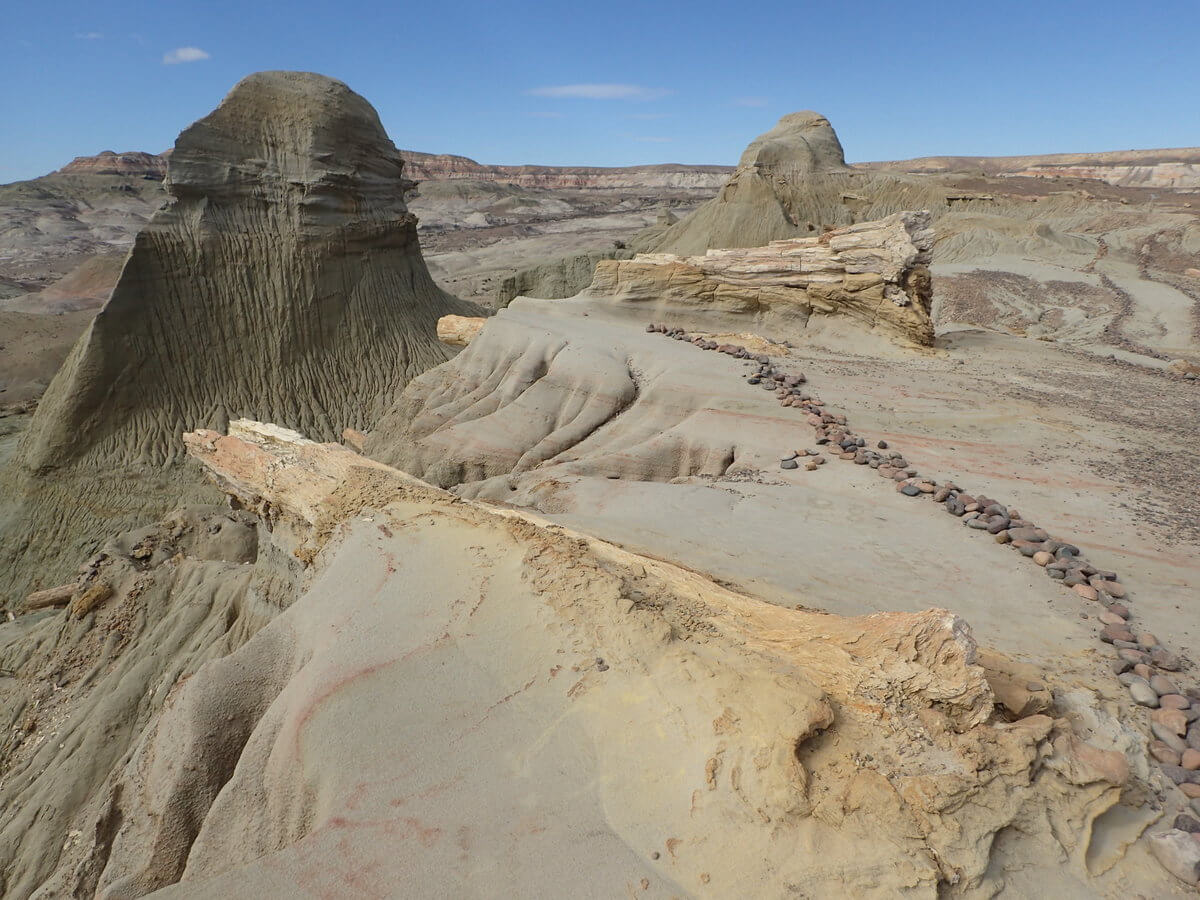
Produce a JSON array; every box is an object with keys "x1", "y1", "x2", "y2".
[
  {"x1": 77, "y1": 418, "x2": 1131, "y2": 897},
  {"x1": 588, "y1": 210, "x2": 936, "y2": 345},
  {"x1": 20, "y1": 583, "x2": 74, "y2": 612}
]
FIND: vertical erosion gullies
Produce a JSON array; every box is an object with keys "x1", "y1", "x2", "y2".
[{"x1": 0, "y1": 71, "x2": 480, "y2": 605}]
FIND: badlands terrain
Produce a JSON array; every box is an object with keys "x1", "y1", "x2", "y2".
[{"x1": 1, "y1": 70, "x2": 1200, "y2": 897}]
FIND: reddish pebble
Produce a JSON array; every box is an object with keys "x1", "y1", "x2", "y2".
[
  {"x1": 1152, "y1": 707, "x2": 1189, "y2": 736},
  {"x1": 1137, "y1": 633, "x2": 1158, "y2": 649},
  {"x1": 1099, "y1": 610, "x2": 1125, "y2": 626},
  {"x1": 1152, "y1": 675, "x2": 1181, "y2": 695},
  {"x1": 1072, "y1": 584, "x2": 1099, "y2": 601},
  {"x1": 1183, "y1": 749, "x2": 1200, "y2": 771},
  {"x1": 1151, "y1": 741, "x2": 1183, "y2": 766},
  {"x1": 1105, "y1": 581, "x2": 1127, "y2": 599},
  {"x1": 1107, "y1": 603, "x2": 1130, "y2": 619},
  {"x1": 1101, "y1": 624, "x2": 1135, "y2": 644},
  {"x1": 1134, "y1": 663, "x2": 1155, "y2": 680},
  {"x1": 1161, "y1": 695, "x2": 1191, "y2": 710},
  {"x1": 1181, "y1": 783, "x2": 1200, "y2": 799}
]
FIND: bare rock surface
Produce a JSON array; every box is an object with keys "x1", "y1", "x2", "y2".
[
  {"x1": 859, "y1": 146, "x2": 1200, "y2": 189},
  {"x1": 436, "y1": 314, "x2": 486, "y2": 346},
  {"x1": 589, "y1": 211, "x2": 935, "y2": 345},
  {"x1": 0, "y1": 71, "x2": 478, "y2": 605},
  {"x1": 0, "y1": 420, "x2": 1162, "y2": 896},
  {"x1": 635, "y1": 112, "x2": 951, "y2": 257},
  {"x1": 55, "y1": 150, "x2": 169, "y2": 179}
]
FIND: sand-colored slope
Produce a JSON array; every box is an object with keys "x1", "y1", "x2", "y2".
[
  {"x1": 0, "y1": 420, "x2": 1163, "y2": 896},
  {"x1": 0, "y1": 71, "x2": 479, "y2": 605}
]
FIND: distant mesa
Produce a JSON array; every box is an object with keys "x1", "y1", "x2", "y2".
[
  {"x1": 399, "y1": 149, "x2": 732, "y2": 190},
  {"x1": 55, "y1": 150, "x2": 168, "y2": 178}
]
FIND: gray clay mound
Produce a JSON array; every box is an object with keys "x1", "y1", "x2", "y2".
[
  {"x1": 634, "y1": 111, "x2": 953, "y2": 256},
  {"x1": 0, "y1": 71, "x2": 479, "y2": 605}
]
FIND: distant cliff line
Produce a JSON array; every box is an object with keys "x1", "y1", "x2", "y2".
[{"x1": 52, "y1": 145, "x2": 1200, "y2": 190}]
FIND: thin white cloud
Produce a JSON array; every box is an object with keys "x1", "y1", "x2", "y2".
[
  {"x1": 526, "y1": 111, "x2": 565, "y2": 119},
  {"x1": 528, "y1": 83, "x2": 672, "y2": 101},
  {"x1": 734, "y1": 96, "x2": 769, "y2": 107},
  {"x1": 75, "y1": 32, "x2": 104, "y2": 40},
  {"x1": 162, "y1": 46, "x2": 210, "y2": 65}
]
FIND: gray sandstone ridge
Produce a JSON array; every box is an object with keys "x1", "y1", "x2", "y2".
[{"x1": 0, "y1": 70, "x2": 478, "y2": 604}]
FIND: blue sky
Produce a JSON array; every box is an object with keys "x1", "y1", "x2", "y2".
[{"x1": 2, "y1": 0, "x2": 1197, "y2": 182}]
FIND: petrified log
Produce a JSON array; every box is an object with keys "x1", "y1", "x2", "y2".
[
  {"x1": 436, "y1": 314, "x2": 486, "y2": 347},
  {"x1": 589, "y1": 210, "x2": 936, "y2": 345},
  {"x1": 21, "y1": 583, "x2": 74, "y2": 612},
  {"x1": 164, "y1": 420, "x2": 1131, "y2": 894}
]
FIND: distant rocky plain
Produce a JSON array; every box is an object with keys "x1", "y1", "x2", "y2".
[{"x1": 3, "y1": 136, "x2": 1198, "y2": 410}]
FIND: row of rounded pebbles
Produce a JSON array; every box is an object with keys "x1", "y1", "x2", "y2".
[{"x1": 647, "y1": 323, "x2": 1200, "y2": 860}]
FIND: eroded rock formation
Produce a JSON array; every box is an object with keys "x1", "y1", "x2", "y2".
[
  {"x1": 590, "y1": 211, "x2": 936, "y2": 345},
  {"x1": 0, "y1": 71, "x2": 479, "y2": 604},
  {"x1": 0, "y1": 420, "x2": 1143, "y2": 896},
  {"x1": 496, "y1": 247, "x2": 633, "y2": 307},
  {"x1": 636, "y1": 112, "x2": 951, "y2": 257},
  {"x1": 55, "y1": 150, "x2": 168, "y2": 179},
  {"x1": 401, "y1": 150, "x2": 732, "y2": 189},
  {"x1": 858, "y1": 146, "x2": 1200, "y2": 189}
]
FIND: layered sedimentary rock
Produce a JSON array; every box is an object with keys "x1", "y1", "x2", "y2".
[
  {"x1": 0, "y1": 71, "x2": 478, "y2": 604},
  {"x1": 55, "y1": 150, "x2": 168, "y2": 178},
  {"x1": 858, "y1": 147, "x2": 1200, "y2": 189},
  {"x1": 400, "y1": 150, "x2": 732, "y2": 189},
  {"x1": 590, "y1": 211, "x2": 936, "y2": 345},
  {"x1": 0, "y1": 420, "x2": 1144, "y2": 896},
  {"x1": 637, "y1": 112, "x2": 952, "y2": 257}
]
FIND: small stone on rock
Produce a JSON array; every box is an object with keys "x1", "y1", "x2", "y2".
[
  {"x1": 1131, "y1": 680, "x2": 1160, "y2": 707},
  {"x1": 1148, "y1": 829, "x2": 1200, "y2": 886},
  {"x1": 1151, "y1": 741, "x2": 1184, "y2": 766}
]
